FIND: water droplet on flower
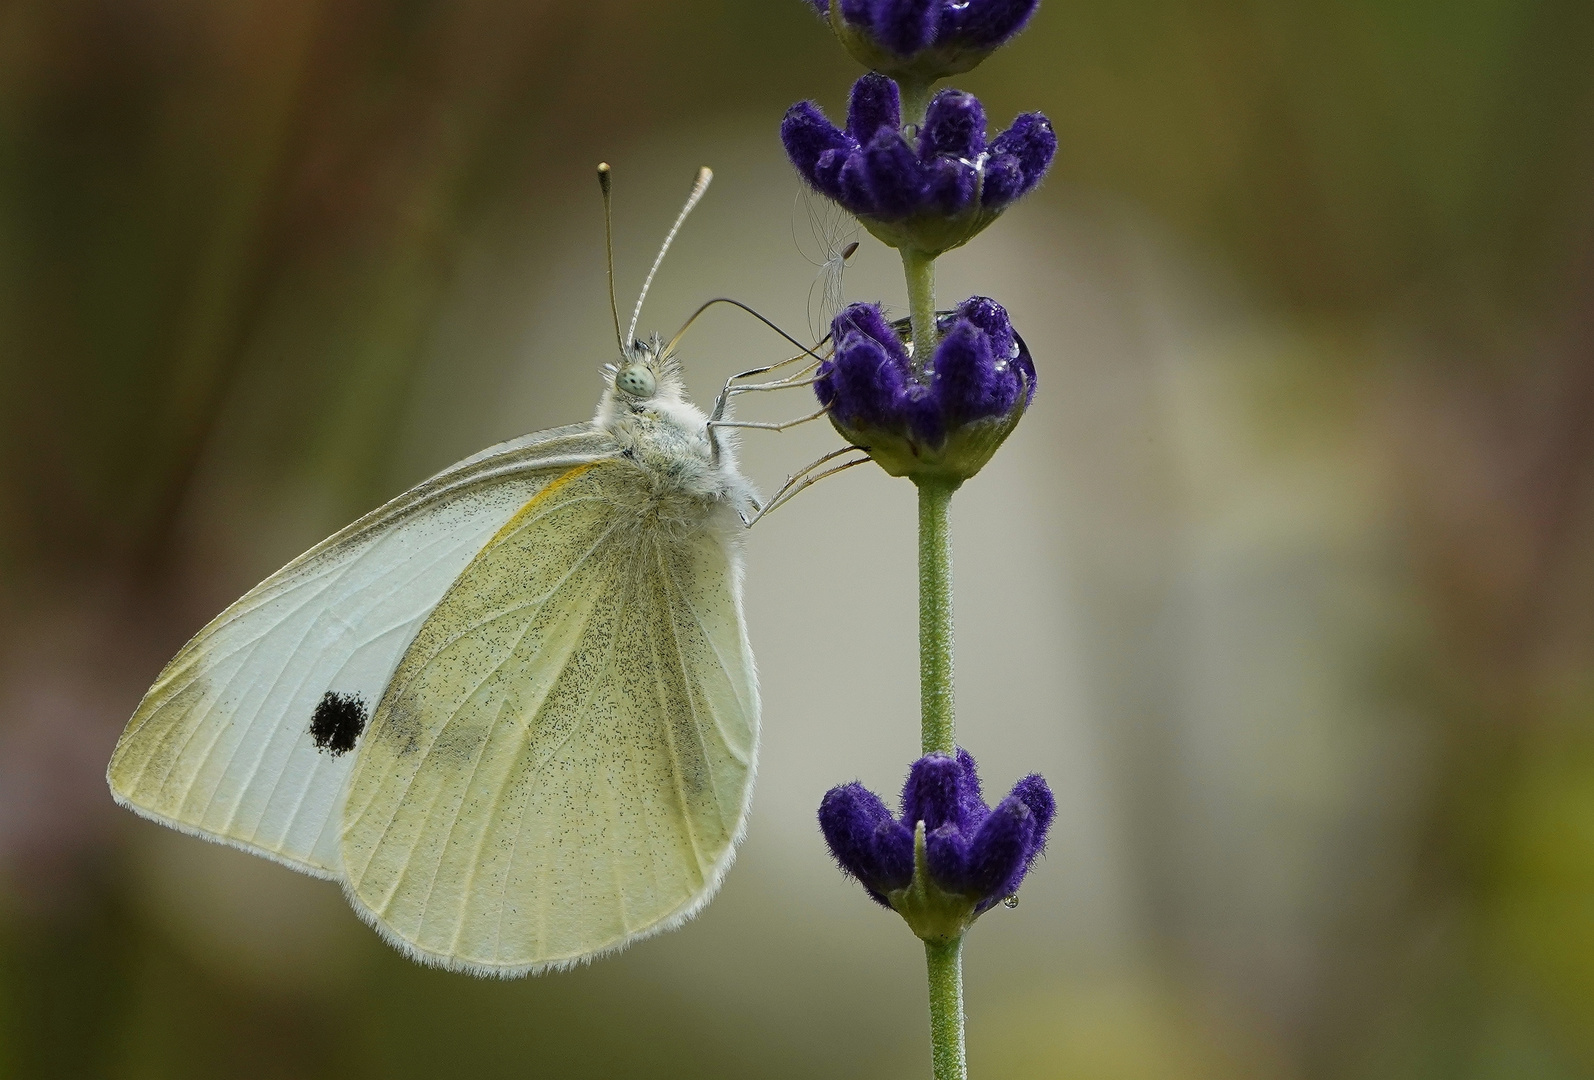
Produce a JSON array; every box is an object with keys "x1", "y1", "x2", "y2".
[{"x1": 1002, "y1": 894, "x2": 1019, "y2": 909}]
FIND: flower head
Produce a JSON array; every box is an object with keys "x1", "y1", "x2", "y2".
[
  {"x1": 816, "y1": 296, "x2": 1034, "y2": 482},
  {"x1": 782, "y1": 76, "x2": 1055, "y2": 256},
  {"x1": 819, "y1": 748, "x2": 1055, "y2": 941},
  {"x1": 809, "y1": 0, "x2": 1040, "y2": 82}
]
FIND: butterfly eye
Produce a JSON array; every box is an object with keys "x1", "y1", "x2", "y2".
[{"x1": 616, "y1": 364, "x2": 656, "y2": 398}]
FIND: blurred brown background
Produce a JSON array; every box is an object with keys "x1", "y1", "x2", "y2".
[{"x1": 2, "y1": 0, "x2": 1593, "y2": 1077}]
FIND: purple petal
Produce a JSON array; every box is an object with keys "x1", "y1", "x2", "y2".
[
  {"x1": 925, "y1": 156, "x2": 978, "y2": 215},
  {"x1": 921, "y1": 90, "x2": 987, "y2": 160},
  {"x1": 924, "y1": 823, "x2": 971, "y2": 892},
  {"x1": 837, "y1": 150, "x2": 880, "y2": 216},
  {"x1": 941, "y1": 0, "x2": 1039, "y2": 48},
  {"x1": 814, "y1": 359, "x2": 838, "y2": 409},
  {"x1": 831, "y1": 301, "x2": 910, "y2": 361},
  {"x1": 782, "y1": 102, "x2": 855, "y2": 195},
  {"x1": 1008, "y1": 773, "x2": 1056, "y2": 869},
  {"x1": 953, "y1": 297, "x2": 1013, "y2": 355},
  {"x1": 865, "y1": 0, "x2": 938, "y2": 56},
  {"x1": 830, "y1": 327, "x2": 910, "y2": 429},
  {"x1": 873, "y1": 818, "x2": 916, "y2": 898},
  {"x1": 819, "y1": 782, "x2": 915, "y2": 904},
  {"x1": 847, "y1": 73, "x2": 902, "y2": 143},
  {"x1": 964, "y1": 798, "x2": 1038, "y2": 911},
  {"x1": 932, "y1": 318, "x2": 1022, "y2": 424},
  {"x1": 901, "y1": 753, "x2": 969, "y2": 833},
  {"x1": 812, "y1": 148, "x2": 851, "y2": 202},
  {"x1": 980, "y1": 153, "x2": 1024, "y2": 207},
  {"x1": 953, "y1": 746, "x2": 991, "y2": 826},
  {"x1": 818, "y1": 782, "x2": 893, "y2": 876},
  {"x1": 990, "y1": 112, "x2": 1056, "y2": 195},
  {"x1": 950, "y1": 297, "x2": 1035, "y2": 410},
  {"x1": 906, "y1": 387, "x2": 947, "y2": 446},
  {"x1": 858, "y1": 129, "x2": 927, "y2": 218}
]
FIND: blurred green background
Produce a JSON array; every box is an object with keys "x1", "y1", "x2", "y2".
[{"x1": 2, "y1": 0, "x2": 1593, "y2": 1077}]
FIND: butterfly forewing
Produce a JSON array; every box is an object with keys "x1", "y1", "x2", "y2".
[
  {"x1": 106, "y1": 424, "x2": 614, "y2": 876},
  {"x1": 340, "y1": 461, "x2": 757, "y2": 975}
]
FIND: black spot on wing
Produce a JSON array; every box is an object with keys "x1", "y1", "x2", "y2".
[{"x1": 310, "y1": 691, "x2": 367, "y2": 756}]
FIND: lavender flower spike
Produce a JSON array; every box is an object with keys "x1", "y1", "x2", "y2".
[
  {"x1": 782, "y1": 77, "x2": 1056, "y2": 257},
  {"x1": 815, "y1": 296, "x2": 1035, "y2": 483},
  {"x1": 819, "y1": 748, "x2": 1055, "y2": 941},
  {"x1": 810, "y1": 0, "x2": 1040, "y2": 82}
]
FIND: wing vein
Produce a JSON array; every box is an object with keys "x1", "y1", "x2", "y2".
[
  {"x1": 491, "y1": 534, "x2": 630, "y2": 961},
  {"x1": 644, "y1": 561, "x2": 709, "y2": 882},
  {"x1": 653, "y1": 538, "x2": 730, "y2": 836}
]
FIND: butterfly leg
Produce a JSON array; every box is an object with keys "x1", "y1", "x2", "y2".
[
  {"x1": 708, "y1": 405, "x2": 829, "y2": 435},
  {"x1": 742, "y1": 448, "x2": 871, "y2": 526},
  {"x1": 710, "y1": 353, "x2": 824, "y2": 423}
]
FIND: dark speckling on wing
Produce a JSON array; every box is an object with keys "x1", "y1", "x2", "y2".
[{"x1": 310, "y1": 691, "x2": 368, "y2": 756}]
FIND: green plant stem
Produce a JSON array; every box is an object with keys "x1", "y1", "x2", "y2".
[
  {"x1": 901, "y1": 247, "x2": 938, "y2": 372},
  {"x1": 906, "y1": 182, "x2": 963, "y2": 1074},
  {"x1": 900, "y1": 78, "x2": 934, "y2": 131},
  {"x1": 925, "y1": 938, "x2": 967, "y2": 1080},
  {"x1": 918, "y1": 478, "x2": 955, "y2": 756}
]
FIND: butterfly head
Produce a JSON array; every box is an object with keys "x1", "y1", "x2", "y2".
[
  {"x1": 614, "y1": 361, "x2": 656, "y2": 398},
  {"x1": 602, "y1": 334, "x2": 686, "y2": 407},
  {"x1": 596, "y1": 333, "x2": 720, "y2": 467}
]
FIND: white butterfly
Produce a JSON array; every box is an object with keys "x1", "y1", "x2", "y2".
[{"x1": 107, "y1": 166, "x2": 772, "y2": 977}]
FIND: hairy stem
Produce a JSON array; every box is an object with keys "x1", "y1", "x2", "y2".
[
  {"x1": 902, "y1": 247, "x2": 938, "y2": 373},
  {"x1": 925, "y1": 938, "x2": 967, "y2": 1080},
  {"x1": 918, "y1": 478, "x2": 955, "y2": 755}
]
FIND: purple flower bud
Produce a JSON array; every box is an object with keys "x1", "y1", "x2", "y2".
[
  {"x1": 980, "y1": 153, "x2": 1025, "y2": 207},
  {"x1": 921, "y1": 90, "x2": 986, "y2": 160},
  {"x1": 933, "y1": 319, "x2": 1027, "y2": 426},
  {"x1": 860, "y1": 129, "x2": 929, "y2": 218},
  {"x1": 819, "y1": 782, "x2": 915, "y2": 906},
  {"x1": 817, "y1": 296, "x2": 1034, "y2": 482},
  {"x1": 1009, "y1": 773, "x2": 1057, "y2": 874},
  {"x1": 955, "y1": 295, "x2": 1016, "y2": 349},
  {"x1": 781, "y1": 79, "x2": 1054, "y2": 256},
  {"x1": 837, "y1": 151, "x2": 881, "y2": 217},
  {"x1": 938, "y1": 0, "x2": 1038, "y2": 50},
  {"x1": 901, "y1": 753, "x2": 966, "y2": 832},
  {"x1": 819, "y1": 0, "x2": 1040, "y2": 79},
  {"x1": 864, "y1": 0, "x2": 939, "y2": 56},
  {"x1": 818, "y1": 747, "x2": 1055, "y2": 939},
  {"x1": 781, "y1": 101, "x2": 855, "y2": 203},
  {"x1": 813, "y1": 147, "x2": 851, "y2": 201},
  {"x1": 847, "y1": 72, "x2": 902, "y2": 143},
  {"x1": 988, "y1": 111, "x2": 1057, "y2": 200},
  {"x1": 923, "y1": 156, "x2": 978, "y2": 216},
  {"x1": 831, "y1": 290, "x2": 904, "y2": 349},
  {"x1": 954, "y1": 796, "x2": 1037, "y2": 902}
]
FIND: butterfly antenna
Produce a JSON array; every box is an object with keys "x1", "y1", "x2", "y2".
[
  {"x1": 598, "y1": 163, "x2": 624, "y2": 354},
  {"x1": 627, "y1": 166, "x2": 712, "y2": 349}
]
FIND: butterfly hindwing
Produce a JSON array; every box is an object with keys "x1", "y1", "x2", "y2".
[
  {"x1": 340, "y1": 460, "x2": 758, "y2": 975},
  {"x1": 106, "y1": 424, "x2": 615, "y2": 876}
]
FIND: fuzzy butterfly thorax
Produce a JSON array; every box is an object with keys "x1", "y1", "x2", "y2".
[{"x1": 594, "y1": 336, "x2": 758, "y2": 538}]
